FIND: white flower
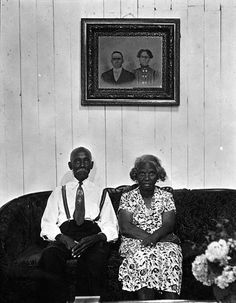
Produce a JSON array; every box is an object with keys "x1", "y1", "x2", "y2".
[
  {"x1": 192, "y1": 254, "x2": 212, "y2": 286},
  {"x1": 192, "y1": 221, "x2": 236, "y2": 290},
  {"x1": 205, "y1": 239, "x2": 229, "y2": 262},
  {"x1": 215, "y1": 275, "x2": 230, "y2": 289},
  {"x1": 232, "y1": 266, "x2": 236, "y2": 274},
  {"x1": 215, "y1": 267, "x2": 236, "y2": 289}
]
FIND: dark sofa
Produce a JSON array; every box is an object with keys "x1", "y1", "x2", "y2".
[{"x1": 0, "y1": 186, "x2": 236, "y2": 302}]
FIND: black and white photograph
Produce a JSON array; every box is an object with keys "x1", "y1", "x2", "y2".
[{"x1": 0, "y1": 1, "x2": 236, "y2": 303}]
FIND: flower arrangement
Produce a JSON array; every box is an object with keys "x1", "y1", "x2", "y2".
[{"x1": 192, "y1": 218, "x2": 236, "y2": 302}]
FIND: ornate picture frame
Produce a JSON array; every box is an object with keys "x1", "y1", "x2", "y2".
[{"x1": 81, "y1": 18, "x2": 180, "y2": 106}]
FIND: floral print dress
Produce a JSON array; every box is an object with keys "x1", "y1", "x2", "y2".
[{"x1": 118, "y1": 186, "x2": 182, "y2": 294}]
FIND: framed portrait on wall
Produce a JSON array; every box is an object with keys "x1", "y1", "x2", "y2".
[{"x1": 81, "y1": 18, "x2": 180, "y2": 106}]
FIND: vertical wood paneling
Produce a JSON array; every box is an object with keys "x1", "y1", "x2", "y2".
[
  {"x1": 187, "y1": 0, "x2": 205, "y2": 188},
  {"x1": 71, "y1": 0, "x2": 89, "y2": 149},
  {"x1": 171, "y1": 0, "x2": 188, "y2": 188},
  {"x1": 104, "y1": 0, "x2": 120, "y2": 18},
  {"x1": 81, "y1": 0, "x2": 106, "y2": 188},
  {"x1": 120, "y1": 0, "x2": 140, "y2": 185},
  {"x1": 1, "y1": 0, "x2": 236, "y2": 206},
  {"x1": 153, "y1": 0, "x2": 173, "y2": 186},
  {"x1": 204, "y1": 1, "x2": 222, "y2": 187},
  {"x1": 0, "y1": 0, "x2": 7, "y2": 202},
  {"x1": 205, "y1": 0, "x2": 220, "y2": 11},
  {"x1": 154, "y1": 0, "x2": 172, "y2": 16},
  {"x1": 20, "y1": 0, "x2": 41, "y2": 193},
  {"x1": 36, "y1": 0, "x2": 56, "y2": 190},
  {"x1": 155, "y1": 0, "x2": 172, "y2": 11},
  {"x1": 62, "y1": 0, "x2": 106, "y2": 187},
  {"x1": 136, "y1": 0, "x2": 156, "y2": 170},
  {"x1": 103, "y1": 0, "x2": 125, "y2": 187},
  {"x1": 138, "y1": 0, "x2": 154, "y2": 17},
  {"x1": 54, "y1": 0, "x2": 73, "y2": 184},
  {"x1": 121, "y1": 0, "x2": 137, "y2": 18},
  {"x1": 1, "y1": 0, "x2": 24, "y2": 201},
  {"x1": 105, "y1": 107, "x2": 124, "y2": 187},
  {"x1": 221, "y1": 2, "x2": 236, "y2": 187}
]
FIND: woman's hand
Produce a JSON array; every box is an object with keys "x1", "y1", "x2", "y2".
[
  {"x1": 141, "y1": 232, "x2": 181, "y2": 247},
  {"x1": 159, "y1": 233, "x2": 181, "y2": 245},
  {"x1": 142, "y1": 211, "x2": 176, "y2": 247},
  {"x1": 118, "y1": 209, "x2": 150, "y2": 240},
  {"x1": 141, "y1": 234, "x2": 157, "y2": 247}
]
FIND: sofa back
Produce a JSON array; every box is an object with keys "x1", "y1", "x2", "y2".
[
  {"x1": 0, "y1": 191, "x2": 51, "y2": 260},
  {"x1": 174, "y1": 188, "x2": 236, "y2": 245},
  {"x1": 1, "y1": 187, "x2": 236, "y2": 259},
  {"x1": 106, "y1": 186, "x2": 236, "y2": 245}
]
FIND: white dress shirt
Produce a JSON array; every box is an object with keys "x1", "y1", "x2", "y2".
[
  {"x1": 40, "y1": 179, "x2": 119, "y2": 242},
  {"x1": 113, "y1": 67, "x2": 122, "y2": 81}
]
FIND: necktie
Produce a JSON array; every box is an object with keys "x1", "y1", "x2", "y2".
[{"x1": 73, "y1": 182, "x2": 85, "y2": 226}]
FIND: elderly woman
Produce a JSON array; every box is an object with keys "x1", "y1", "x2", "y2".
[{"x1": 118, "y1": 155, "x2": 182, "y2": 300}]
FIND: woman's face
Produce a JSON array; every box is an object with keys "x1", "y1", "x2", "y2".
[
  {"x1": 136, "y1": 162, "x2": 158, "y2": 191},
  {"x1": 139, "y1": 51, "x2": 151, "y2": 67}
]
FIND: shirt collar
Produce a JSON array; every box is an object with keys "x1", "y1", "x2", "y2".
[
  {"x1": 113, "y1": 67, "x2": 122, "y2": 73},
  {"x1": 66, "y1": 178, "x2": 90, "y2": 189}
]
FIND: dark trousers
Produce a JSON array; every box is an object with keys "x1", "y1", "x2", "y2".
[{"x1": 38, "y1": 231, "x2": 109, "y2": 302}]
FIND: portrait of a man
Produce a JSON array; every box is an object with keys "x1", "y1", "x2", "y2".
[{"x1": 100, "y1": 51, "x2": 135, "y2": 87}]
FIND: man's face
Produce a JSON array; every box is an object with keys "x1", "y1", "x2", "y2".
[
  {"x1": 68, "y1": 149, "x2": 93, "y2": 182},
  {"x1": 111, "y1": 53, "x2": 123, "y2": 69}
]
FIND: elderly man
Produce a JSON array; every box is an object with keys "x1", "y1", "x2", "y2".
[{"x1": 39, "y1": 147, "x2": 118, "y2": 302}]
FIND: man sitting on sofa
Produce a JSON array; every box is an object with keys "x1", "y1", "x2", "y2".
[{"x1": 39, "y1": 146, "x2": 119, "y2": 302}]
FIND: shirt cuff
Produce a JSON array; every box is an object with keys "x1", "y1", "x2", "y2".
[
  {"x1": 40, "y1": 228, "x2": 61, "y2": 241},
  {"x1": 101, "y1": 229, "x2": 119, "y2": 242}
]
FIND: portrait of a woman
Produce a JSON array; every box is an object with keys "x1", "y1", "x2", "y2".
[{"x1": 134, "y1": 49, "x2": 161, "y2": 87}]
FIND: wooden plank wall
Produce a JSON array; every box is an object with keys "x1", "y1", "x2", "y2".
[{"x1": 1, "y1": 0, "x2": 236, "y2": 206}]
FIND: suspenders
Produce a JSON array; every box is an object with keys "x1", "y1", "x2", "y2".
[
  {"x1": 61, "y1": 185, "x2": 71, "y2": 220},
  {"x1": 61, "y1": 185, "x2": 107, "y2": 222}
]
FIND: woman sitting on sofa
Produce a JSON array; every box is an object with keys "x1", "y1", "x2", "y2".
[{"x1": 118, "y1": 154, "x2": 182, "y2": 300}]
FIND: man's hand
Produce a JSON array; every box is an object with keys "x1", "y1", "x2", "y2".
[
  {"x1": 56, "y1": 234, "x2": 77, "y2": 250},
  {"x1": 72, "y1": 233, "x2": 106, "y2": 258}
]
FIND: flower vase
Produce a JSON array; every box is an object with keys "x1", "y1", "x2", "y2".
[{"x1": 213, "y1": 283, "x2": 236, "y2": 303}]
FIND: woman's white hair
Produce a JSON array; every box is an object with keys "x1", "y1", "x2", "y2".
[{"x1": 130, "y1": 154, "x2": 167, "y2": 182}]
